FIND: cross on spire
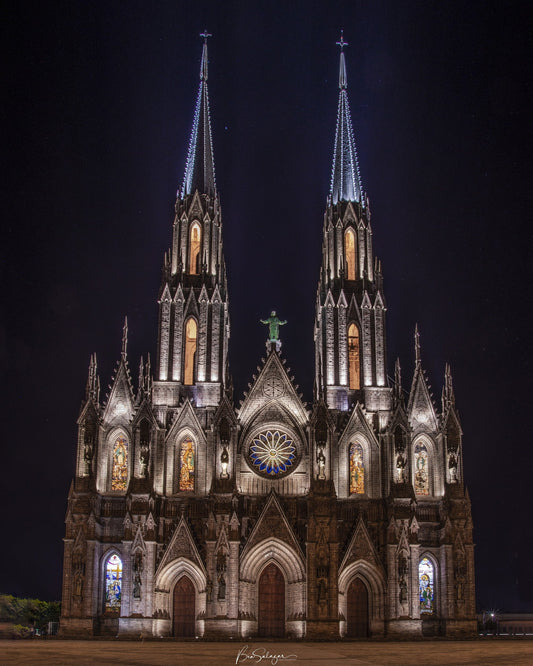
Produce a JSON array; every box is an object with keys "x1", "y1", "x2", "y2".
[
  {"x1": 200, "y1": 30, "x2": 212, "y2": 42},
  {"x1": 336, "y1": 30, "x2": 348, "y2": 50}
]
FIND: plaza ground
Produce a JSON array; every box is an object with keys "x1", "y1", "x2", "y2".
[{"x1": 1, "y1": 639, "x2": 533, "y2": 665}]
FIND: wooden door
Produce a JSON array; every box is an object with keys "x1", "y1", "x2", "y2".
[
  {"x1": 258, "y1": 563, "x2": 285, "y2": 637},
  {"x1": 347, "y1": 578, "x2": 369, "y2": 637},
  {"x1": 173, "y1": 575, "x2": 195, "y2": 637}
]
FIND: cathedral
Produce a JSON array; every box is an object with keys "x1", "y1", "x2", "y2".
[{"x1": 60, "y1": 35, "x2": 476, "y2": 639}]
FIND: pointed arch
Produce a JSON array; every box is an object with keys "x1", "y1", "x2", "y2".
[
  {"x1": 347, "y1": 577, "x2": 369, "y2": 637},
  {"x1": 349, "y1": 441, "x2": 365, "y2": 494},
  {"x1": 345, "y1": 227, "x2": 357, "y2": 280},
  {"x1": 184, "y1": 317, "x2": 197, "y2": 385},
  {"x1": 178, "y1": 436, "x2": 195, "y2": 491},
  {"x1": 173, "y1": 575, "x2": 195, "y2": 636},
  {"x1": 103, "y1": 552, "x2": 122, "y2": 614},
  {"x1": 189, "y1": 221, "x2": 201, "y2": 274},
  {"x1": 111, "y1": 433, "x2": 129, "y2": 491},
  {"x1": 258, "y1": 562, "x2": 285, "y2": 637},
  {"x1": 419, "y1": 555, "x2": 436, "y2": 614},
  {"x1": 347, "y1": 323, "x2": 361, "y2": 389}
]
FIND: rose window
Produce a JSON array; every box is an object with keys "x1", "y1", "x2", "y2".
[{"x1": 249, "y1": 430, "x2": 296, "y2": 476}]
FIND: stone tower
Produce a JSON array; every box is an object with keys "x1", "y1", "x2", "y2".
[{"x1": 60, "y1": 34, "x2": 476, "y2": 639}]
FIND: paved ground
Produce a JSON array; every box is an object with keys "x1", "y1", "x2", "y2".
[{"x1": 1, "y1": 639, "x2": 533, "y2": 666}]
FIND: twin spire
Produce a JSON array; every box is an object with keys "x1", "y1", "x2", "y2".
[
  {"x1": 180, "y1": 31, "x2": 217, "y2": 199},
  {"x1": 330, "y1": 32, "x2": 364, "y2": 205},
  {"x1": 179, "y1": 31, "x2": 363, "y2": 205}
]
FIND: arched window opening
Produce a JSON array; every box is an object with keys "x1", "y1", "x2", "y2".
[
  {"x1": 419, "y1": 557, "x2": 435, "y2": 614},
  {"x1": 105, "y1": 554, "x2": 122, "y2": 612},
  {"x1": 345, "y1": 228, "x2": 356, "y2": 280},
  {"x1": 414, "y1": 442, "x2": 430, "y2": 495},
  {"x1": 179, "y1": 437, "x2": 195, "y2": 491},
  {"x1": 189, "y1": 222, "x2": 201, "y2": 274},
  {"x1": 184, "y1": 318, "x2": 197, "y2": 385},
  {"x1": 349, "y1": 442, "x2": 365, "y2": 494},
  {"x1": 111, "y1": 435, "x2": 128, "y2": 491},
  {"x1": 348, "y1": 324, "x2": 361, "y2": 390}
]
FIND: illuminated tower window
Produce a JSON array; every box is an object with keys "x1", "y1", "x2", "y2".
[
  {"x1": 184, "y1": 318, "x2": 197, "y2": 385},
  {"x1": 348, "y1": 323, "x2": 360, "y2": 389},
  {"x1": 414, "y1": 442, "x2": 430, "y2": 495},
  {"x1": 189, "y1": 222, "x2": 201, "y2": 274},
  {"x1": 419, "y1": 557, "x2": 435, "y2": 614},
  {"x1": 105, "y1": 554, "x2": 122, "y2": 611},
  {"x1": 345, "y1": 228, "x2": 356, "y2": 280},
  {"x1": 179, "y1": 437, "x2": 195, "y2": 491},
  {"x1": 349, "y1": 442, "x2": 365, "y2": 494},
  {"x1": 111, "y1": 435, "x2": 128, "y2": 491}
]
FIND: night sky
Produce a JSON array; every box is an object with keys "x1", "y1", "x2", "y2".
[{"x1": 2, "y1": 1, "x2": 531, "y2": 612}]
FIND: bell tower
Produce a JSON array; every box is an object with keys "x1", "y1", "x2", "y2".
[
  {"x1": 314, "y1": 35, "x2": 389, "y2": 414},
  {"x1": 155, "y1": 32, "x2": 230, "y2": 410}
]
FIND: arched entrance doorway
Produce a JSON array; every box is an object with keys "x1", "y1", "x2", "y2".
[
  {"x1": 173, "y1": 575, "x2": 195, "y2": 636},
  {"x1": 347, "y1": 577, "x2": 369, "y2": 637},
  {"x1": 258, "y1": 563, "x2": 285, "y2": 637}
]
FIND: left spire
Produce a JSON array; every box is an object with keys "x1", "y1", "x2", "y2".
[{"x1": 180, "y1": 31, "x2": 217, "y2": 199}]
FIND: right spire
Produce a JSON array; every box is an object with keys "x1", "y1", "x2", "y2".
[{"x1": 330, "y1": 32, "x2": 363, "y2": 205}]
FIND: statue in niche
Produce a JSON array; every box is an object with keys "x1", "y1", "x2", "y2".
[
  {"x1": 317, "y1": 448, "x2": 326, "y2": 480},
  {"x1": 396, "y1": 452, "x2": 406, "y2": 483},
  {"x1": 206, "y1": 577, "x2": 213, "y2": 602},
  {"x1": 218, "y1": 574, "x2": 226, "y2": 600},
  {"x1": 83, "y1": 429, "x2": 94, "y2": 476},
  {"x1": 140, "y1": 442, "x2": 150, "y2": 478},
  {"x1": 220, "y1": 446, "x2": 229, "y2": 478},
  {"x1": 132, "y1": 551, "x2": 143, "y2": 599},
  {"x1": 260, "y1": 310, "x2": 287, "y2": 351},
  {"x1": 398, "y1": 552, "x2": 408, "y2": 577},
  {"x1": 448, "y1": 452, "x2": 458, "y2": 483},
  {"x1": 216, "y1": 548, "x2": 227, "y2": 574},
  {"x1": 72, "y1": 551, "x2": 85, "y2": 599},
  {"x1": 399, "y1": 577, "x2": 408, "y2": 604},
  {"x1": 317, "y1": 578, "x2": 327, "y2": 604}
]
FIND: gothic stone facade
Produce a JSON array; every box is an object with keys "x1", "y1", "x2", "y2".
[{"x1": 60, "y1": 38, "x2": 476, "y2": 639}]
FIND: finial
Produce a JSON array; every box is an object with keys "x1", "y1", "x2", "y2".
[
  {"x1": 199, "y1": 30, "x2": 212, "y2": 82},
  {"x1": 122, "y1": 316, "x2": 128, "y2": 360},
  {"x1": 414, "y1": 324, "x2": 421, "y2": 364},
  {"x1": 336, "y1": 30, "x2": 348, "y2": 89}
]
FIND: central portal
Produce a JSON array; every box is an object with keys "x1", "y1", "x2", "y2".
[
  {"x1": 258, "y1": 563, "x2": 285, "y2": 637},
  {"x1": 173, "y1": 575, "x2": 195, "y2": 637},
  {"x1": 347, "y1": 577, "x2": 369, "y2": 637}
]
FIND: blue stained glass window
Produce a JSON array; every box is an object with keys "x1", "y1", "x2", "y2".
[
  {"x1": 419, "y1": 557, "x2": 434, "y2": 614},
  {"x1": 105, "y1": 554, "x2": 122, "y2": 609}
]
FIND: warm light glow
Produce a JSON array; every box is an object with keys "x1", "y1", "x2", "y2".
[
  {"x1": 349, "y1": 442, "x2": 364, "y2": 494},
  {"x1": 189, "y1": 222, "x2": 201, "y2": 274},
  {"x1": 419, "y1": 557, "x2": 434, "y2": 614},
  {"x1": 348, "y1": 323, "x2": 360, "y2": 389},
  {"x1": 414, "y1": 443, "x2": 430, "y2": 495},
  {"x1": 184, "y1": 318, "x2": 197, "y2": 385},
  {"x1": 345, "y1": 227, "x2": 356, "y2": 280},
  {"x1": 179, "y1": 437, "x2": 195, "y2": 491},
  {"x1": 111, "y1": 436, "x2": 128, "y2": 491}
]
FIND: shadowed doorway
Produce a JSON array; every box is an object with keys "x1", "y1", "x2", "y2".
[
  {"x1": 173, "y1": 575, "x2": 195, "y2": 636},
  {"x1": 347, "y1": 577, "x2": 369, "y2": 637},
  {"x1": 258, "y1": 563, "x2": 285, "y2": 637}
]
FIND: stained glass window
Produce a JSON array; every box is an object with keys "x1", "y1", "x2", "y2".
[
  {"x1": 179, "y1": 438, "x2": 195, "y2": 491},
  {"x1": 345, "y1": 228, "x2": 356, "y2": 280},
  {"x1": 349, "y1": 442, "x2": 365, "y2": 494},
  {"x1": 414, "y1": 443, "x2": 430, "y2": 495},
  {"x1": 348, "y1": 324, "x2": 360, "y2": 390},
  {"x1": 111, "y1": 436, "x2": 128, "y2": 491},
  {"x1": 249, "y1": 430, "x2": 296, "y2": 476},
  {"x1": 105, "y1": 554, "x2": 122, "y2": 610},
  {"x1": 419, "y1": 557, "x2": 434, "y2": 614},
  {"x1": 184, "y1": 318, "x2": 197, "y2": 385}
]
